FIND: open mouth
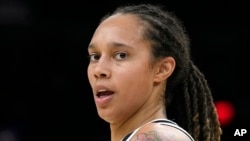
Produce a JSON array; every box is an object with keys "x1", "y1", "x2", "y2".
[{"x1": 96, "y1": 90, "x2": 114, "y2": 98}]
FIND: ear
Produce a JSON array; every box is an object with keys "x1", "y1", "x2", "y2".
[{"x1": 153, "y1": 57, "x2": 175, "y2": 83}]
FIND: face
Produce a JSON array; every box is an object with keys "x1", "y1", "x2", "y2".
[{"x1": 87, "y1": 14, "x2": 158, "y2": 123}]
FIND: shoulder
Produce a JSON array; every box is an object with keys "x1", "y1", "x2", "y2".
[{"x1": 129, "y1": 122, "x2": 193, "y2": 141}]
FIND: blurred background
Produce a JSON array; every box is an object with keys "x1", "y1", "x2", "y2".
[{"x1": 1, "y1": 0, "x2": 249, "y2": 140}]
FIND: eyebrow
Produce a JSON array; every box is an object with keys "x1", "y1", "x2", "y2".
[{"x1": 88, "y1": 42, "x2": 134, "y2": 50}]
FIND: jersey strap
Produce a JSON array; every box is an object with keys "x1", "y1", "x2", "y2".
[{"x1": 121, "y1": 118, "x2": 194, "y2": 141}]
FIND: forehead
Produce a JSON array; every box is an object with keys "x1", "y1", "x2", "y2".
[
  {"x1": 100, "y1": 14, "x2": 141, "y2": 30},
  {"x1": 89, "y1": 14, "x2": 150, "y2": 50},
  {"x1": 94, "y1": 14, "x2": 144, "y2": 39}
]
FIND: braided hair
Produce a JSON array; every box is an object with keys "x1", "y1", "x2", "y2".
[{"x1": 100, "y1": 3, "x2": 222, "y2": 141}]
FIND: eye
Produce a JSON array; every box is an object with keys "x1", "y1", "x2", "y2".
[
  {"x1": 89, "y1": 53, "x2": 100, "y2": 62},
  {"x1": 115, "y1": 52, "x2": 127, "y2": 60}
]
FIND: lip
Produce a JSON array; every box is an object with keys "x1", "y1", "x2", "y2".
[{"x1": 94, "y1": 85, "x2": 115, "y2": 107}]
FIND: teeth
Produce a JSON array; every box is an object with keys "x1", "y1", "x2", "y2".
[{"x1": 98, "y1": 89, "x2": 107, "y2": 92}]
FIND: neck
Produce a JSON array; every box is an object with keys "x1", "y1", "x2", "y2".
[
  {"x1": 110, "y1": 104, "x2": 166, "y2": 141},
  {"x1": 110, "y1": 82, "x2": 167, "y2": 141}
]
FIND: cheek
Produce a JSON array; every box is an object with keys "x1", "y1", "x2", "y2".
[
  {"x1": 87, "y1": 66, "x2": 94, "y2": 84},
  {"x1": 115, "y1": 67, "x2": 153, "y2": 110},
  {"x1": 115, "y1": 64, "x2": 153, "y2": 92}
]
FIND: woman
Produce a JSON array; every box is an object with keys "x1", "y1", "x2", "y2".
[{"x1": 87, "y1": 3, "x2": 222, "y2": 141}]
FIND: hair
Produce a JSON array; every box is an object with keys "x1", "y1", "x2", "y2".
[{"x1": 99, "y1": 3, "x2": 222, "y2": 141}]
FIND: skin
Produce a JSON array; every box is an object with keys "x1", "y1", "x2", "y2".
[
  {"x1": 130, "y1": 123, "x2": 192, "y2": 141},
  {"x1": 87, "y1": 14, "x2": 188, "y2": 141}
]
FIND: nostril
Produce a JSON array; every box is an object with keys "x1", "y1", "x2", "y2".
[
  {"x1": 100, "y1": 73, "x2": 106, "y2": 78},
  {"x1": 95, "y1": 73, "x2": 107, "y2": 78},
  {"x1": 93, "y1": 65, "x2": 110, "y2": 78}
]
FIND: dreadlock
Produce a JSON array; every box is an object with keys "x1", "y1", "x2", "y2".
[{"x1": 101, "y1": 3, "x2": 222, "y2": 141}]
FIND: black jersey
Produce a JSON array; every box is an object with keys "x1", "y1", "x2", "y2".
[{"x1": 121, "y1": 119, "x2": 195, "y2": 141}]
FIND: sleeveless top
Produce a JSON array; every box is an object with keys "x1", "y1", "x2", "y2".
[{"x1": 121, "y1": 119, "x2": 195, "y2": 141}]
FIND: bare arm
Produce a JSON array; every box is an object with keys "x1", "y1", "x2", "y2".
[{"x1": 130, "y1": 123, "x2": 192, "y2": 141}]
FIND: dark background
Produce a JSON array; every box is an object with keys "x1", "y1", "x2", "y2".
[{"x1": 1, "y1": 0, "x2": 249, "y2": 140}]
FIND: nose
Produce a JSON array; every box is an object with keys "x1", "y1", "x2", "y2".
[{"x1": 93, "y1": 59, "x2": 111, "y2": 79}]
